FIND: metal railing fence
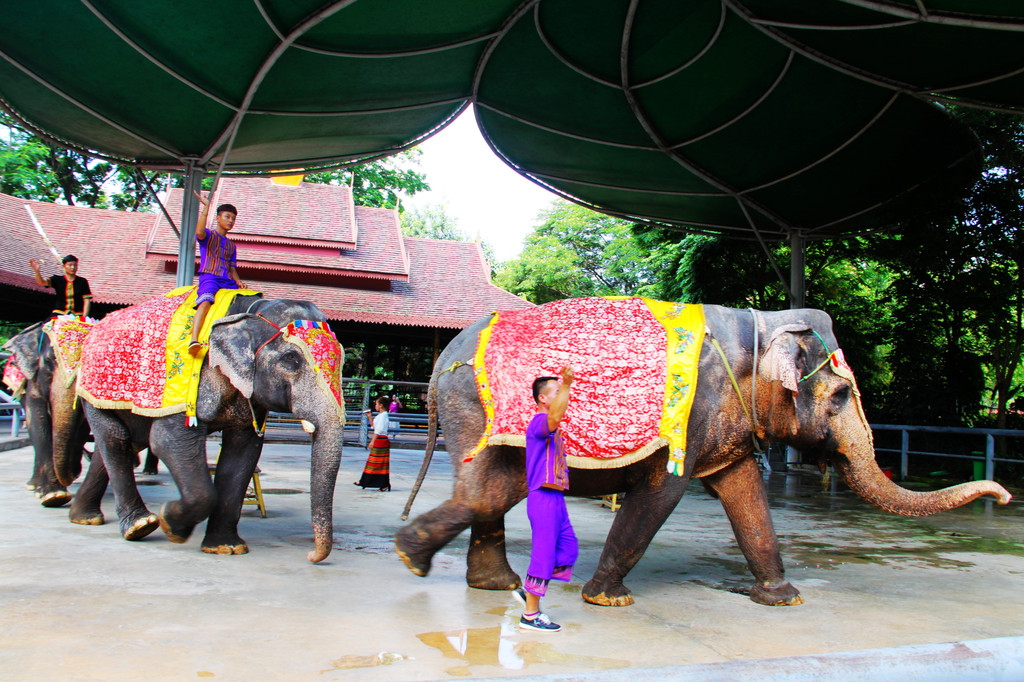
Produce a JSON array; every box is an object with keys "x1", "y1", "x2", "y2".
[{"x1": 871, "y1": 423, "x2": 1024, "y2": 481}]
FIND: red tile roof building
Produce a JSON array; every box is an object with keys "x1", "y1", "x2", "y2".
[{"x1": 0, "y1": 178, "x2": 532, "y2": 361}]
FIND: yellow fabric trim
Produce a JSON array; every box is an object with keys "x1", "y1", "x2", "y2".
[
  {"x1": 464, "y1": 312, "x2": 500, "y2": 462},
  {"x1": 159, "y1": 285, "x2": 259, "y2": 418},
  {"x1": 640, "y1": 300, "x2": 705, "y2": 477},
  {"x1": 75, "y1": 386, "x2": 189, "y2": 418}
]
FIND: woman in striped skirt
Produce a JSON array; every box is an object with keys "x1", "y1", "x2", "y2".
[{"x1": 355, "y1": 396, "x2": 391, "y2": 491}]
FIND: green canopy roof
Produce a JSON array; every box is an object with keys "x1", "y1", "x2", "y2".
[{"x1": 2, "y1": 1, "x2": 1023, "y2": 238}]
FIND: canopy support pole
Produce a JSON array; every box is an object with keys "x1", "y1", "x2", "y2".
[
  {"x1": 789, "y1": 232, "x2": 805, "y2": 309},
  {"x1": 176, "y1": 162, "x2": 202, "y2": 288},
  {"x1": 787, "y1": 230, "x2": 806, "y2": 469}
]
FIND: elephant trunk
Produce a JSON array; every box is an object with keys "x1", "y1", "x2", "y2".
[
  {"x1": 307, "y1": 420, "x2": 343, "y2": 563},
  {"x1": 835, "y1": 457, "x2": 1011, "y2": 517},
  {"x1": 832, "y1": 400, "x2": 1011, "y2": 516},
  {"x1": 52, "y1": 369, "x2": 86, "y2": 487}
]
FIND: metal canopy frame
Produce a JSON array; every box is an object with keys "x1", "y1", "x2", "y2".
[{"x1": 2, "y1": 1, "x2": 1024, "y2": 301}]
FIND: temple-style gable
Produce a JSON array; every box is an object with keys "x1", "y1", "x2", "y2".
[
  {"x1": 0, "y1": 179, "x2": 532, "y2": 352},
  {"x1": 146, "y1": 178, "x2": 409, "y2": 290}
]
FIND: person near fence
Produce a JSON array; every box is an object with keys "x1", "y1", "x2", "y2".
[
  {"x1": 355, "y1": 396, "x2": 391, "y2": 491},
  {"x1": 389, "y1": 394, "x2": 402, "y2": 413}
]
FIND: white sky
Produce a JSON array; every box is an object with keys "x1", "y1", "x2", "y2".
[{"x1": 404, "y1": 105, "x2": 558, "y2": 262}]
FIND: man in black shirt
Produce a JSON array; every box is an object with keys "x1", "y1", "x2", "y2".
[{"x1": 29, "y1": 255, "x2": 92, "y2": 318}]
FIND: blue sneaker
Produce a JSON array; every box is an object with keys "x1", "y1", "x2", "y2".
[
  {"x1": 511, "y1": 587, "x2": 527, "y2": 607},
  {"x1": 519, "y1": 612, "x2": 561, "y2": 632}
]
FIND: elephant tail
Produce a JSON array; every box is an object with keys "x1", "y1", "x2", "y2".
[{"x1": 401, "y1": 369, "x2": 438, "y2": 520}]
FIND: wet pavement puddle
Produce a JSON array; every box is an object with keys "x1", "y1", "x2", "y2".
[
  {"x1": 416, "y1": 623, "x2": 629, "y2": 677},
  {"x1": 323, "y1": 651, "x2": 408, "y2": 671}
]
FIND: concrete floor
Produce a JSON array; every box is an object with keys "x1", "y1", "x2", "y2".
[{"x1": 2, "y1": 442, "x2": 1023, "y2": 681}]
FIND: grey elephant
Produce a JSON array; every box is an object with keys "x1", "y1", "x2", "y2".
[
  {"x1": 4, "y1": 321, "x2": 92, "y2": 508},
  {"x1": 396, "y1": 299, "x2": 1011, "y2": 607},
  {"x1": 75, "y1": 295, "x2": 345, "y2": 562}
]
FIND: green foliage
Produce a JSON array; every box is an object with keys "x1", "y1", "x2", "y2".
[
  {"x1": 495, "y1": 201, "x2": 678, "y2": 303},
  {"x1": 400, "y1": 203, "x2": 464, "y2": 241},
  {"x1": 0, "y1": 117, "x2": 126, "y2": 208},
  {"x1": 399, "y1": 203, "x2": 497, "y2": 269},
  {"x1": 862, "y1": 108, "x2": 1024, "y2": 426},
  {"x1": 304, "y1": 150, "x2": 429, "y2": 209},
  {"x1": 628, "y1": 108, "x2": 1024, "y2": 428},
  {"x1": 1, "y1": 114, "x2": 430, "y2": 212},
  {"x1": 0, "y1": 320, "x2": 32, "y2": 348}
]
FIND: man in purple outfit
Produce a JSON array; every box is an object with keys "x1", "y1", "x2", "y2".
[
  {"x1": 188, "y1": 191, "x2": 245, "y2": 356},
  {"x1": 512, "y1": 365, "x2": 578, "y2": 633}
]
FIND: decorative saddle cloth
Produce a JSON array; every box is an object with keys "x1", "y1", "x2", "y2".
[
  {"x1": 3, "y1": 354, "x2": 26, "y2": 396},
  {"x1": 465, "y1": 297, "x2": 705, "y2": 475},
  {"x1": 45, "y1": 316, "x2": 95, "y2": 387},
  {"x1": 77, "y1": 285, "x2": 258, "y2": 418},
  {"x1": 2, "y1": 316, "x2": 95, "y2": 395}
]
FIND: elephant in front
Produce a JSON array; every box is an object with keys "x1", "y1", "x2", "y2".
[
  {"x1": 4, "y1": 322, "x2": 91, "y2": 508},
  {"x1": 395, "y1": 301, "x2": 1011, "y2": 607},
  {"x1": 76, "y1": 296, "x2": 345, "y2": 562}
]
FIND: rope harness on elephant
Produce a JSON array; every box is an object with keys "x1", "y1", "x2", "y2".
[
  {"x1": 243, "y1": 312, "x2": 289, "y2": 437},
  {"x1": 706, "y1": 309, "x2": 765, "y2": 456}
]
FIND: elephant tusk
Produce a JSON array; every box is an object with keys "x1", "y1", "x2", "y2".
[{"x1": 300, "y1": 419, "x2": 316, "y2": 434}]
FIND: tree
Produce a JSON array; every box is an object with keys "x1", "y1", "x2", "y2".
[
  {"x1": 866, "y1": 108, "x2": 1024, "y2": 427},
  {"x1": 304, "y1": 150, "x2": 429, "y2": 209},
  {"x1": 495, "y1": 201, "x2": 677, "y2": 303},
  {"x1": 399, "y1": 203, "x2": 497, "y2": 270},
  {"x1": 400, "y1": 203, "x2": 464, "y2": 241},
  {"x1": 1, "y1": 114, "x2": 431, "y2": 211},
  {"x1": 0, "y1": 117, "x2": 132, "y2": 209}
]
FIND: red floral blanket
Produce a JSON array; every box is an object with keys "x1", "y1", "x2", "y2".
[
  {"x1": 45, "y1": 316, "x2": 95, "y2": 387},
  {"x1": 466, "y1": 297, "x2": 705, "y2": 474},
  {"x1": 77, "y1": 286, "x2": 255, "y2": 417},
  {"x1": 3, "y1": 354, "x2": 26, "y2": 396}
]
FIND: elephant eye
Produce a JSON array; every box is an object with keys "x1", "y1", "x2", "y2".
[
  {"x1": 830, "y1": 384, "x2": 851, "y2": 414},
  {"x1": 280, "y1": 349, "x2": 303, "y2": 372}
]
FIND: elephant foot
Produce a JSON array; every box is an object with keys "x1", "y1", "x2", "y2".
[
  {"x1": 158, "y1": 503, "x2": 194, "y2": 544},
  {"x1": 201, "y1": 531, "x2": 250, "y2": 556},
  {"x1": 750, "y1": 580, "x2": 803, "y2": 607},
  {"x1": 122, "y1": 514, "x2": 159, "y2": 541},
  {"x1": 395, "y1": 547, "x2": 429, "y2": 577},
  {"x1": 467, "y1": 567, "x2": 521, "y2": 591},
  {"x1": 394, "y1": 526, "x2": 437, "y2": 577},
  {"x1": 201, "y1": 543, "x2": 250, "y2": 556},
  {"x1": 70, "y1": 511, "x2": 104, "y2": 526},
  {"x1": 25, "y1": 482, "x2": 38, "y2": 491},
  {"x1": 40, "y1": 490, "x2": 72, "y2": 507},
  {"x1": 581, "y1": 579, "x2": 635, "y2": 607}
]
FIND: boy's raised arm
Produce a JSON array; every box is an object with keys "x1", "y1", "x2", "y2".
[
  {"x1": 194, "y1": 190, "x2": 210, "y2": 241},
  {"x1": 28, "y1": 259, "x2": 49, "y2": 287},
  {"x1": 547, "y1": 365, "x2": 574, "y2": 432}
]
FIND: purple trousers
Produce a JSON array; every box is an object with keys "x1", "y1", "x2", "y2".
[
  {"x1": 195, "y1": 273, "x2": 238, "y2": 307},
  {"x1": 525, "y1": 488, "x2": 578, "y2": 597}
]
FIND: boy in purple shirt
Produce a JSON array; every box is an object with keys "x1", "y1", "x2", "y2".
[
  {"x1": 188, "y1": 192, "x2": 245, "y2": 356},
  {"x1": 513, "y1": 365, "x2": 578, "y2": 632}
]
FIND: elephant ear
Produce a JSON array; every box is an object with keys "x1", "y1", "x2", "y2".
[
  {"x1": 207, "y1": 313, "x2": 256, "y2": 400},
  {"x1": 758, "y1": 324, "x2": 812, "y2": 393},
  {"x1": 3, "y1": 323, "x2": 44, "y2": 382}
]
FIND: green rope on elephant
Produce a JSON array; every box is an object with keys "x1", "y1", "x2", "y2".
[
  {"x1": 799, "y1": 330, "x2": 832, "y2": 382},
  {"x1": 709, "y1": 336, "x2": 757, "y2": 435}
]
